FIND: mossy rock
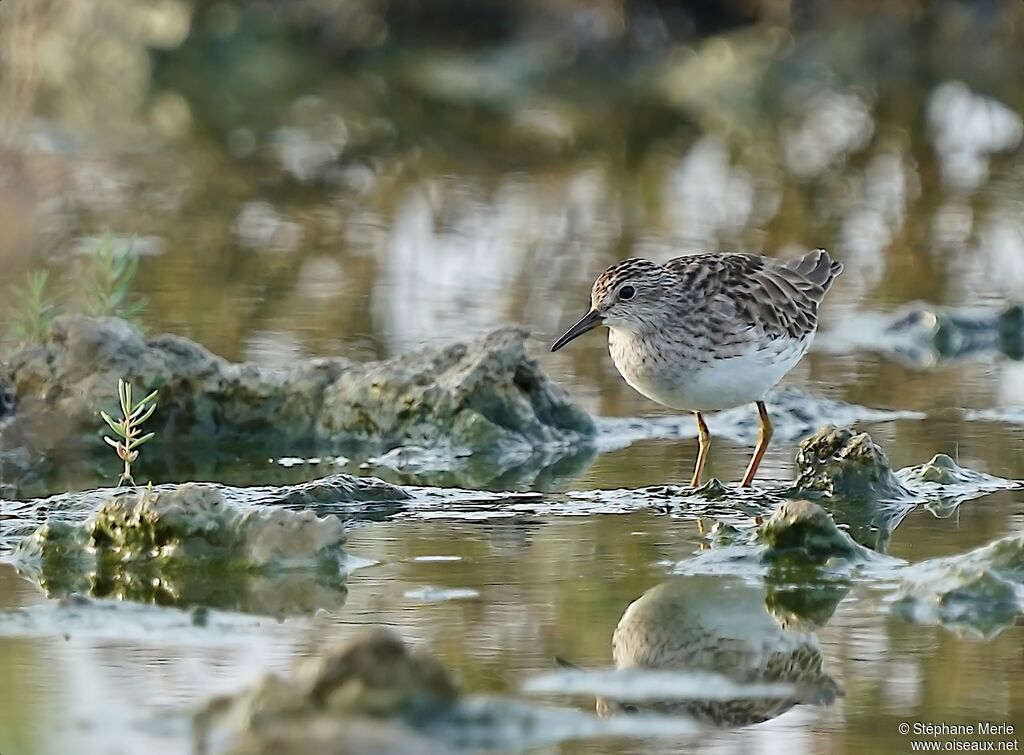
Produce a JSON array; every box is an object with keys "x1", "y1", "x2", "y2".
[
  {"x1": 3, "y1": 317, "x2": 594, "y2": 467},
  {"x1": 755, "y1": 499, "x2": 864, "y2": 566},
  {"x1": 792, "y1": 425, "x2": 912, "y2": 502},
  {"x1": 196, "y1": 628, "x2": 461, "y2": 755},
  {"x1": 13, "y1": 482, "x2": 355, "y2": 615}
]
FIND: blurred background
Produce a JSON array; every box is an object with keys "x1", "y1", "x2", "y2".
[
  {"x1": 0, "y1": 4, "x2": 1021, "y2": 348},
  {"x1": 3, "y1": 0, "x2": 1024, "y2": 487}
]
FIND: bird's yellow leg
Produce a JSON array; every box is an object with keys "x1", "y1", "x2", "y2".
[
  {"x1": 690, "y1": 411, "x2": 711, "y2": 487},
  {"x1": 740, "y1": 401, "x2": 774, "y2": 487}
]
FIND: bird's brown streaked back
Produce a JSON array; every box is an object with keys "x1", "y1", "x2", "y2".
[{"x1": 662, "y1": 250, "x2": 843, "y2": 342}]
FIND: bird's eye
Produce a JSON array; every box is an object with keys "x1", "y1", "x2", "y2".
[{"x1": 619, "y1": 285, "x2": 635, "y2": 301}]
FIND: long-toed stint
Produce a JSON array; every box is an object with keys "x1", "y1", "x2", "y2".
[{"x1": 552, "y1": 250, "x2": 843, "y2": 487}]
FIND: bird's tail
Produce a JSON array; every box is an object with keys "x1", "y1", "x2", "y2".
[{"x1": 785, "y1": 249, "x2": 843, "y2": 292}]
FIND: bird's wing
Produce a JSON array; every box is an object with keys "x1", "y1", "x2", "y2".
[{"x1": 664, "y1": 252, "x2": 839, "y2": 341}]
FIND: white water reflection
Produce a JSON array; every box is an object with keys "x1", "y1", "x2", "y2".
[
  {"x1": 783, "y1": 90, "x2": 874, "y2": 178},
  {"x1": 928, "y1": 81, "x2": 1023, "y2": 193}
]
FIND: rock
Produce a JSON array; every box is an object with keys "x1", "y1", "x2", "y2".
[
  {"x1": 899, "y1": 453, "x2": 981, "y2": 486},
  {"x1": 242, "y1": 474, "x2": 411, "y2": 509},
  {"x1": 200, "y1": 625, "x2": 701, "y2": 754},
  {"x1": 195, "y1": 628, "x2": 460, "y2": 755},
  {"x1": 896, "y1": 453, "x2": 1020, "y2": 518},
  {"x1": 790, "y1": 431, "x2": 1020, "y2": 549},
  {"x1": 826, "y1": 304, "x2": 1024, "y2": 367},
  {"x1": 316, "y1": 326, "x2": 593, "y2": 452},
  {"x1": 13, "y1": 482, "x2": 356, "y2": 615},
  {"x1": 885, "y1": 304, "x2": 1024, "y2": 362},
  {"x1": 755, "y1": 500, "x2": 865, "y2": 566},
  {"x1": 1, "y1": 316, "x2": 594, "y2": 469},
  {"x1": 17, "y1": 482, "x2": 348, "y2": 567},
  {"x1": 792, "y1": 425, "x2": 913, "y2": 502},
  {"x1": 891, "y1": 534, "x2": 1024, "y2": 638},
  {"x1": 0, "y1": 369, "x2": 13, "y2": 419},
  {"x1": 678, "y1": 498, "x2": 878, "y2": 577},
  {"x1": 706, "y1": 521, "x2": 743, "y2": 546},
  {"x1": 5, "y1": 315, "x2": 335, "y2": 444},
  {"x1": 1, "y1": 473, "x2": 408, "y2": 555}
]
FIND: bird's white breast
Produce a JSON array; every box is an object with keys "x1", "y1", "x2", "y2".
[{"x1": 608, "y1": 327, "x2": 812, "y2": 412}]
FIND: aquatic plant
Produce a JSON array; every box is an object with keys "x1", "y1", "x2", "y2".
[
  {"x1": 100, "y1": 378, "x2": 158, "y2": 486},
  {"x1": 84, "y1": 233, "x2": 147, "y2": 321},
  {"x1": 4, "y1": 270, "x2": 59, "y2": 347}
]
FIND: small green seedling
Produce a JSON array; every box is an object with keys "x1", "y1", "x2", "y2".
[{"x1": 100, "y1": 379, "x2": 158, "y2": 486}]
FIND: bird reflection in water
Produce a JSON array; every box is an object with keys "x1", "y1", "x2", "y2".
[{"x1": 598, "y1": 575, "x2": 843, "y2": 727}]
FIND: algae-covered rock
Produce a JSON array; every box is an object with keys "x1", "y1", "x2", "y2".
[
  {"x1": 196, "y1": 627, "x2": 461, "y2": 755},
  {"x1": 892, "y1": 534, "x2": 1024, "y2": 638},
  {"x1": 899, "y1": 453, "x2": 983, "y2": 486},
  {"x1": 5, "y1": 315, "x2": 341, "y2": 442},
  {"x1": 884, "y1": 303, "x2": 1024, "y2": 365},
  {"x1": 896, "y1": 453, "x2": 1020, "y2": 518},
  {"x1": 680, "y1": 499, "x2": 878, "y2": 577},
  {"x1": 2, "y1": 316, "x2": 593, "y2": 465},
  {"x1": 755, "y1": 500, "x2": 865, "y2": 566},
  {"x1": 0, "y1": 369, "x2": 13, "y2": 419},
  {"x1": 788, "y1": 429, "x2": 1019, "y2": 550},
  {"x1": 0, "y1": 473, "x2": 408, "y2": 555},
  {"x1": 825, "y1": 304, "x2": 1024, "y2": 368},
  {"x1": 13, "y1": 483, "x2": 354, "y2": 615},
  {"x1": 792, "y1": 425, "x2": 912, "y2": 501},
  {"x1": 234, "y1": 473, "x2": 411, "y2": 509},
  {"x1": 317, "y1": 326, "x2": 593, "y2": 453}
]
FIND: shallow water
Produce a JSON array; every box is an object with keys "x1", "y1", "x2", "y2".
[{"x1": 3, "y1": 1, "x2": 1024, "y2": 753}]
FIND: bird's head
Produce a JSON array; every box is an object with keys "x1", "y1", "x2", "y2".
[{"x1": 551, "y1": 258, "x2": 676, "y2": 351}]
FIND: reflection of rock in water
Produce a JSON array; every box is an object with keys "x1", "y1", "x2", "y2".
[
  {"x1": 13, "y1": 482, "x2": 355, "y2": 617},
  {"x1": 825, "y1": 304, "x2": 1024, "y2": 368},
  {"x1": 892, "y1": 533, "x2": 1024, "y2": 639},
  {"x1": 606, "y1": 576, "x2": 840, "y2": 726}
]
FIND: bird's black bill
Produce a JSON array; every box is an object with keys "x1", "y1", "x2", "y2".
[{"x1": 551, "y1": 309, "x2": 603, "y2": 352}]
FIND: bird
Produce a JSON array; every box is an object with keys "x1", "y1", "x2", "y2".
[
  {"x1": 551, "y1": 250, "x2": 843, "y2": 487},
  {"x1": 599, "y1": 576, "x2": 841, "y2": 725}
]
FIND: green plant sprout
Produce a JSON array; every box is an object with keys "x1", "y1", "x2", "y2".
[
  {"x1": 5, "y1": 270, "x2": 59, "y2": 346},
  {"x1": 86, "y1": 233, "x2": 147, "y2": 321},
  {"x1": 100, "y1": 379, "x2": 158, "y2": 486}
]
